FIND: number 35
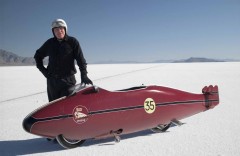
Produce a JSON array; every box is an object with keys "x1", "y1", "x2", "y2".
[{"x1": 144, "y1": 98, "x2": 156, "y2": 114}]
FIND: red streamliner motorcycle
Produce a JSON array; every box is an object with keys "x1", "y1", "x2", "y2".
[{"x1": 23, "y1": 84, "x2": 219, "y2": 149}]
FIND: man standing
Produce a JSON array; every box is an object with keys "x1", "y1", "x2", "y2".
[{"x1": 34, "y1": 19, "x2": 92, "y2": 102}]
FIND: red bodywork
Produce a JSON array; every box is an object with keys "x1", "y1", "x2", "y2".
[{"x1": 23, "y1": 85, "x2": 219, "y2": 140}]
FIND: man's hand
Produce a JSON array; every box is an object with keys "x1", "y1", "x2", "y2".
[
  {"x1": 41, "y1": 68, "x2": 51, "y2": 79},
  {"x1": 81, "y1": 74, "x2": 93, "y2": 85}
]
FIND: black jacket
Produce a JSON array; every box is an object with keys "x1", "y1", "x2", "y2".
[{"x1": 34, "y1": 35, "x2": 88, "y2": 78}]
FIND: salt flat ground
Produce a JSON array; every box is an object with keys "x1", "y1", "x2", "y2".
[{"x1": 0, "y1": 62, "x2": 240, "y2": 156}]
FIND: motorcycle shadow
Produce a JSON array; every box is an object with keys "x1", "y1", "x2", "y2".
[
  {"x1": 0, "y1": 138, "x2": 62, "y2": 155},
  {"x1": 0, "y1": 129, "x2": 171, "y2": 155}
]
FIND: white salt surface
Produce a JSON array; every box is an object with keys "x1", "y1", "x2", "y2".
[{"x1": 0, "y1": 62, "x2": 240, "y2": 156}]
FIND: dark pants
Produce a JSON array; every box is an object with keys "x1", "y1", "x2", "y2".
[{"x1": 47, "y1": 75, "x2": 76, "y2": 102}]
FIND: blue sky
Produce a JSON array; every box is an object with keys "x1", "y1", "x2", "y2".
[{"x1": 1, "y1": 0, "x2": 240, "y2": 63}]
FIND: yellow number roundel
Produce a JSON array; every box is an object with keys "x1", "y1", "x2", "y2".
[{"x1": 144, "y1": 98, "x2": 156, "y2": 114}]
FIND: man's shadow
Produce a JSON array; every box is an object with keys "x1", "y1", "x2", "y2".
[{"x1": 0, "y1": 129, "x2": 170, "y2": 155}]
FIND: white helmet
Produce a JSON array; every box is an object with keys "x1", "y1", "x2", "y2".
[{"x1": 51, "y1": 19, "x2": 67, "y2": 32}]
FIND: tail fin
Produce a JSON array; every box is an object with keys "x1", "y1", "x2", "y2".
[{"x1": 202, "y1": 85, "x2": 219, "y2": 109}]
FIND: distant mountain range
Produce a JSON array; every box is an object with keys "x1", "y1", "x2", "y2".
[
  {"x1": 0, "y1": 49, "x2": 35, "y2": 66},
  {"x1": 0, "y1": 49, "x2": 239, "y2": 66},
  {"x1": 0, "y1": 49, "x2": 48, "y2": 66},
  {"x1": 173, "y1": 57, "x2": 224, "y2": 63}
]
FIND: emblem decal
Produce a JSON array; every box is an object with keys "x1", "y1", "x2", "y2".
[{"x1": 73, "y1": 105, "x2": 89, "y2": 124}]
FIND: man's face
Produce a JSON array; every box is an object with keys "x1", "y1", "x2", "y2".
[{"x1": 53, "y1": 27, "x2": 65, "y2": 39}]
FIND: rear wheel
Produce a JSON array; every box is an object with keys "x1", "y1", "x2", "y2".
[{"x1": 56, "y1": 134, "x2": 85, "y2": 149}]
